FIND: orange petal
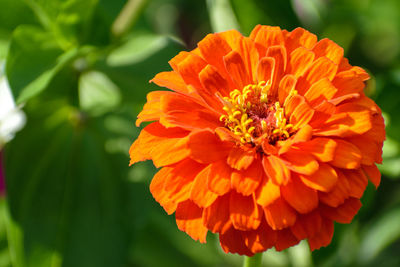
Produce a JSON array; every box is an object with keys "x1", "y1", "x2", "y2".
[
  {"x1": 177, "y1": 52, "x2": 207, "y2": 90},
  {"x1": 278, "y1": 74, "x2": 297, "y2": 105},
  {"x1": 299, "y1": 163, "x2": 338, "y2": 192},
  {"x1": 243, "y1": 219, "x2": 276, "y2": 253},
  {"x1": 262, "y1": 155, "x2": 291, "y2": 185},
  {"x1": 281, "y1": 150, "x2": 319, "y2": 175},
  {"x1": 219, "y1": 226, "x2": 253, "y2": 256},
  {"x1": 281, "y1": 175, "x2": 319, "y2": 214},
  {"x1": 347, "y1": 135, "x2": 380, "y2": 165},
  {"x1": 169, "y1": 51, "x2": 190, "y2": 71},
  {"x1": 342, "y1": 169, "x2": 368, "y2": 199},
  {"x1": 320, "y1": 198, "x2": 361, "y2": 224},
  {"x1": 291, "y1": 210, "x2": 322, "y2": 240},
  {"x1": 278, "y1": 125, "x2": 313, "y2": 155},
  {"x1": 314, "y1": 104, "x2": 372, "y2": 137},
  {"x1": 164, "y1": 159, "x2": 205, "y2": 203},
  {"x1": 308, "y1": 217, "x2": 334, "y2": 251},
  {"x1": 224, "y1": 50, "x2": 251, "y2": 89},
  {"x1": 236, "y1": 37, "x2": 259, "y2": 82},
  {"x1": 285, "y1": 27, "x2": 317, "y2": 53},
  {"x1": 208, "y1": 160, "x2": 232, "y2": 195},
  {"x1": 256, "y1": 57, "x2": 274, "y2": 83},
  {"x1": 331, "y1": 139, "x2": 362, "y2": 169},
  {"x1": 304, "y1": 57, "x2": 338, "y2": 84},
  {"x1": 264, "y1": 197, "x2": 297, "y2": 230},
  {"x1": 198, "y1": 64, "x2": 230, "y2": 111},
  {"x1": 290, "y1": 100, "x2": 315, "y2": 129},
  {"x1": 229, "y1": 192, "x2": 262, "y2": 231},
  {"x1": 136, "y1": 91, "x2": 170, "y2": 126},
  {"x1": 312, "y1": 38, "x2": 344, "y2": 65},
  {"x1": 275, "y1": 228, "x2": 300, "y2": 251},
  {"x1": 252, "y1": 25, "x2": 285, "y2": 57},
  {"x1": 175, "y1": 200, "x2": 208, "y2": 243},
  {"x1": 198, "y1": 33, "x2": 232, "y2": 75},
  {"x1": 129, "y1": 122, "x2": 190, "y2": 167},
  {"x1": 202, "y1": 194, "x2": 231, "y2": 234},
  {"x1": 231, "y1": 159, "x2": 263, "y2": 196},
  {"x1": 319, "y1": 169, "x2": 350, "y2": 207},
  {"x1": 150, "y1": 167, "x2": 177, "y2": 215},
  {"x1": 304, "y1": 78, "x2": 337, "y2": 107},
  {"x1": 294, "y1": 137, "x2": 337, "y2": 162},
  {"x1": 288, "y1": 46, "x2": 315, "y2": 78},
  {"x1": 187, "y1": 130, "x2": 232, "y2": 164},
  {"x1": 160, "y1": 93, "x2": 221, "y2": 130},
  {"x1": 284, "y1": 94, "x2": 305, "y2": 118},
  {"x1": 266, "y1": 45, "x2": 287, "y2": 95},
  {"x1": 227, "y1": 146, "x2": 255, "y2": 170},
  {"x1": 150, "y1": 71, "x2": 189, "y2": 94},
  {"x1": 362, "y1": 164, "x2": 381, "y2": 188},
  {"x1": 256, "y1": 175, "x2": 281, "y2": 207},
  {"x1": 333, "y1": 70, "x2": 365, "y2": 97},
  {"x1": 190, "y1": 165, "x2": 218, "y2": 208}
]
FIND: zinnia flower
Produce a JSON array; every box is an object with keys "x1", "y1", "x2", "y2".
[{"x1": 129, "y1": 25, "x2": 385, "y2": 255}]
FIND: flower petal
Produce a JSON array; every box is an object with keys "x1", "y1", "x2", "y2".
[
  {"x1": 291, "y1": 210, "x2": 322, "y2": 240},
  {"x1": 275, "y1": 228, "x2": 300, "y2": 251},
  {"x1": 150, "y1": 71, "x2": 189, "y2": 94},
  {"x1": 295, "y1": 137, "x2": 337, "y2": 162},
  {"x1": 176, "y1": 200, "x2": 208, "y2": 243},
  {"x1": 219, "y1": 226, "x2": 253, "y2": 256},
  {"x1": 208, "y1": 160, "x2": 232, "y2": 195},
  {"x1": 262, "y1": 155, "x2": 291, "y2": 185},
  {"x1": 190, "y1": 165, "x2": 218, "y2": 208},
  {"x1": 177, "y1": 52, "x2": 207, "y2": 89},
  {"x1": 256, "y1": 175, "x2": 281, "y2": 207},
  {"x1": 160, "y1": 93, "x2": 221, "y2": 130},
  {"x1": 150, "y1": 167, "x2": 177, "y2": 214},
  {"x1": 227, "y1": 146, "x2": 256, "y2": 170},
  {"x1": 231, "y1": 159, "x2": 263, "y2": 196},
  {"x1": 312, "y1": 38, "x2": 344, "y2": 65},
  {"x1": 266, "y1": 45, "x2": 287, "y2": 95},
  {"x1": 188, "y1": 130, "x2": 232, "y2": 164},
  {"x1": 288, "y1": 46, "x2": 315, "y2": 78},
  {"x1": 129, "y1": 122, "x2": 190, "y2": 167},
  {"x1": 224, "y1": 50, "x2": 251, "y2": 89},
  {"x1": 281, "y1": 150, "x2": 319, "y2": 175},
  {"x1": 164, "y1": 159, "x2": 205, "y2": 203},
  {"x1": 256, "y1": 57, "x2": 274, "y2": 83},
  {"x1": 331, "y1": 139, "x2": 362, "y2": 169},
  {"x1": 299, "y1": 163, "x2": 338, "y2": 192},
  {"x1": 136, "y1": 91, "x2": 170, "y2": 126},
  {"x1": 304, "y1": 78, "x2": 337, "y2": 107},
  {"x1": 342, "y1": 169, "x2": 368, "y2": 199},
  {"x1": 252, "y1": 25, "x2": 285, "y2": 57},
  {"x1": 230, "y1": 192, "x2": 262, "y2": 231},
  {"x1": 319, "y1": 169, "x2": 350, "y2": 207},
  {"x1": 278, "y1": 74, "x2": 297, "y2": 105},
  {"x1": 320, "y1": 198, "x2": 361, "y2": 224},
  {"x1": 362, "y1": 164, "x2": 381, "y2": 188},
  {"x1": 202, "y1": 194, "x2": 231, "y2": 234},
  {"x1": 243, "y1": 219, "x2": 276, "y2": 253},
  {"x1": 308, "y1": 217, "x2": 334, "y2": 251},
  {"x1": 264, "y1": 197, "x2": 297, "y2": 230},
  {"x1": 281, "y1": 175, "x2": 319, "y2": 214},
  {"x1": 285, "y1": 27, "x2": 317, "y2": 53}
]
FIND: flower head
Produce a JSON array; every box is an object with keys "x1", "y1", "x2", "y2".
[{"x1": 129, "y1": 25, "x2": 385, "y2": 255}]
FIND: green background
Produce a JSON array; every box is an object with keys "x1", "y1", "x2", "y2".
[{"x1": 1, "y1": 0, "x2": 400, "y2": 266}]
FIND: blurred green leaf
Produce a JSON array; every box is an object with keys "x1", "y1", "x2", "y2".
[
  {"x1": 358, "y1": 208, "x2": 400, "y2": 264},
  {"x1": 5, "y1": 25, "x2": 78, "y2": 104},
  {"x1": 206, "y1": 0, "x2": 240, "y2": 32},
  {"x1": 25, "y1": 0, "x2": 99, "y2": 48},
  {"x1": 79, "y1": 70, "x2": 121, "y2": 116}
]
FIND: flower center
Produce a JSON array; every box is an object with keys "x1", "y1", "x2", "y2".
[{"x1": 219, "y1": 81, "x2": 295, "y2": 144}]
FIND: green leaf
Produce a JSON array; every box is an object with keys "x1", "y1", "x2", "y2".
[
  {"x1": 5, "y1": 25, "x2": 77, "y2": 104},
  {"x1": 358, "y1": 208, "x2": 400, "y2": 265},
  {"x1": 79, "y1": 71, "x2": 121, "y2": 116},
  {"x1": 25, "y1": 0, "x2": 99, "y2": 48}
]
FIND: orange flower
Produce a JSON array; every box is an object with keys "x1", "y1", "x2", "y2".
[{"x1": 129, "y1": 25, "x2": 385, "y2": 256}]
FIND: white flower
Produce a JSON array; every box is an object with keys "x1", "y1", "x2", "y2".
[{"x1": 0, "y1": 64, "x2": 26, "y2": 148}]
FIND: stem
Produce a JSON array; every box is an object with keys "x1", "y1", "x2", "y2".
[
  {"x1": 243, "y1": 253, "x2": 262, "y2": 267},
  {"x1": 111, "y1": 0, "x2": 148, "y2": 38}
]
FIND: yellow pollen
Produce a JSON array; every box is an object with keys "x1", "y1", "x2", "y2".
[{"x1": 220, "y1": 81, "x2": 293, "y2": 144}]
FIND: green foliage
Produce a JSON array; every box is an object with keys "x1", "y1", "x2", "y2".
[{"x1": 1, "y1": 0, "x2": 400, "y2": 266}]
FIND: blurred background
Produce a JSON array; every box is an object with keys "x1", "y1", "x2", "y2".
[{"x1": 0, "y1": 0, "x2": 399, "y2": 266}]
